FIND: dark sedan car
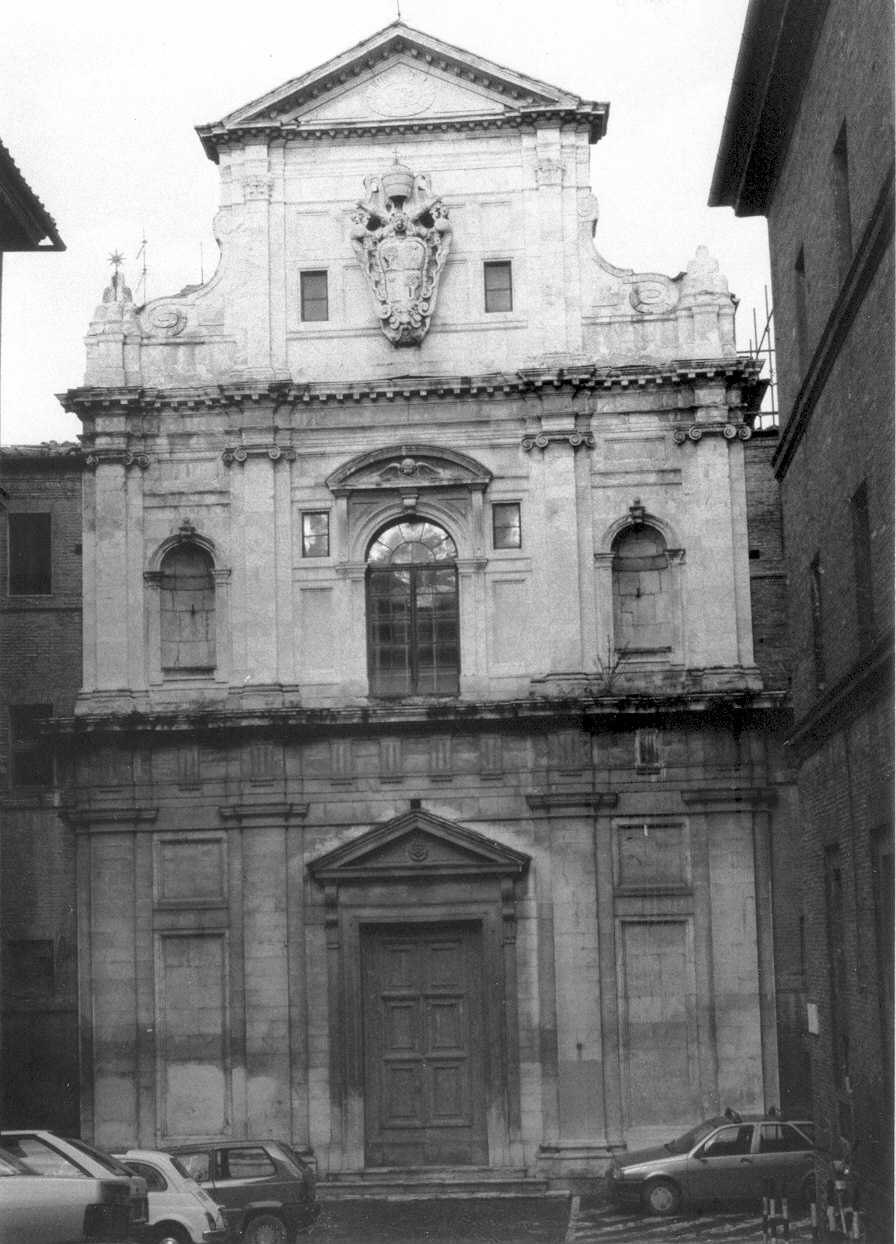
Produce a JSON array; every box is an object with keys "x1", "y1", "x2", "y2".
[
  {"x1": 165, "y1": 1140, "x2": 320, "y2": 1244},
  {"x1": 607, "y1": 1112, "x2": 815, "y2": 1215}
]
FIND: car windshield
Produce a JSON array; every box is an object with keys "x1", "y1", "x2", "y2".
[{"x1": 665, "y1": 1119, "x2": 723, "y2": 1154}]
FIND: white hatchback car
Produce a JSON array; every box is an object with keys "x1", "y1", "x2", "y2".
[{"x1": 115, "y1": 1150, "x2": 229, "y2": 1244}]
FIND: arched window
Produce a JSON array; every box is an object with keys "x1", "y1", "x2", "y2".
[
  {"x1": 612, "y1": 525, "x2": 672, "y2": 652},
  {"x1": 160, "y1": 543, "x2": 216, "y2": 672},
  {"x1": 367, "y1": 520, "x2": 459, "y2": 696}
]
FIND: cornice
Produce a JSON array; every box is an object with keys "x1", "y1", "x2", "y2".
[
  {"x1": 197, "y1": 105, "x2": 606, "y2": 155},
  {"x1": 56, "y1": 688, "x2": 791, "y2": 737},
  {"x1": 59, "y1": 357, "x2": 760, "y2": 417},
  {"x1": 709, "y1": 0, "x2": 833, "y2": 215},
  {"x1": 773, "y1": 163, "x2": 895, "y2": 480}
]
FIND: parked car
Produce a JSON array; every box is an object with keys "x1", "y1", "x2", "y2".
[
  {"x1": 115, "y1": 1149, "x2": 230, "y2": 1244},
  {"x1": 165, "y1": 1141, "x2": 320, "y2": 1244},
  {"x1": 606, "y1": 1111, "x2": 815, "y2": 1215},
  {"x1": 0, "y1": 1142, "x2": 139, "y2": 1243}
]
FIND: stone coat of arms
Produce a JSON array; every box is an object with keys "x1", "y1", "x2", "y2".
[{"x1": 350, "y1": 160, "x2": 452, "y2": 347}]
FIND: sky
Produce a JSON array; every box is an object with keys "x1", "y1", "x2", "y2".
[{"x1": 0, "y1": 0, "x2": 771, "y2": 445}]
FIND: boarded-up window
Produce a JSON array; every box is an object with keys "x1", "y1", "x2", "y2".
[
  {"x1": 160, "y1": 544, "x2": 216, "y2": 672},
  {"x1": 157, "y1": 934, "x2": 228, "y2": 1139},
  {"x1": 612, "y1": 526, "x2": 672, "y2": 651},
  {"x1": 8, "y1": 513, "x2": 52, "y2": 595},
  {"x1": 620, "y1": 920, "x2": 695, "y2": 1127}
]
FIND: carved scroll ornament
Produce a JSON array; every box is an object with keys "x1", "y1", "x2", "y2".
[{"x1": 350, "y1": 161, "x2": 452, "y2": 347}]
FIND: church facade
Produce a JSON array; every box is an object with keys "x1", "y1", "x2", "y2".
[{"x1": 52, "y1": 23, "x2": 798, "y2": 1185}]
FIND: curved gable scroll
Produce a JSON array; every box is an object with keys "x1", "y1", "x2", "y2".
[
  {"x1": 327, "y1": 444, "x2": 492, "y2": 498},
  {"x1": 309, "y1": 809, "x2": 529, "y2": 884}
]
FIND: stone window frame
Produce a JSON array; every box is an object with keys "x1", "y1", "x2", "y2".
[
  {"x1": 144, "y1": 528, "x2": 231, "y2": 688},
  {"x1": 483, "y1": 260, "x2": 513, "y2": 313},
  {"x1": 326, "y1": 445, "x2": 493, "y2": 699},
  {"x1": 300, "y1": 269, "x2": 329, "y2": 323},
  {"x1": 595, "y1": 510, "x2": 685, "y2": 667}
]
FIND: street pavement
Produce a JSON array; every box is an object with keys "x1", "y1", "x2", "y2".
[
  {"x1": 306, "y1": 1193, "x2": 813, "y2": 1243},
  {"x1": 309, "y1": 1196, "x2": 570, "y2": 1242},
  {"x1": 570, "y1": 1194, "x2": 813, "y2": 1242}
]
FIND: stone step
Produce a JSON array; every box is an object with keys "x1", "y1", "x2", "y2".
[{"x1": 318, "y1": 1167, "x2": 555, "y2": 1200}]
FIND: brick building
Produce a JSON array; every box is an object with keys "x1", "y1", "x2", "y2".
[
  {"x1": 0, "y1": 139, "x2": 68, "y2": 1127},
  {"x1": 4, "y1": 22, "x2": 806, "y2": 1192},
  {"x1": 0, "y1": 444, "x2": 82, "y2": 1130},
  {"x1": 711, "y1": 0, "x2": 894, "y2": 1235}
]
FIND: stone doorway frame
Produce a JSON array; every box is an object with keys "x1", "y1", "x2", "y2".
[{"x1": 308, "y1": 809, "x2": 530, "y2": 1172}]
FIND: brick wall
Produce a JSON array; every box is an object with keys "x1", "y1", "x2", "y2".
[
  {"x1": 0, "y1": 449, "x2": 83, "y2": 1130},
  {"x1": 744, "y1": 431, "x2": 789, "y2": 691}
]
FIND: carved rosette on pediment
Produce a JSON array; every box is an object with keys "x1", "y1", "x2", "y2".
[{"x1": 350, "y1": 160, "x2": 452, "y2": 347}]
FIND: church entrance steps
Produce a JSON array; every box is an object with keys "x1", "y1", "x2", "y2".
[{"x1": 318, "y1": 1167, "x2": 555, "y2": 1200}]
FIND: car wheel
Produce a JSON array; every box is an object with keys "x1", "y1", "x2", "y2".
[
  {"x1": 243, "y1": 1213, "x2": 289, "y2": 1244},
  {"x1": 153, "y1": 1227, "x2": 190, "y2": 1244},
  {"x1": 643, "y1": 1178, "x2": 683, "y2": 1216}
]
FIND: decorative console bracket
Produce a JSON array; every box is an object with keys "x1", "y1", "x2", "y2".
[
  {"x1": 222, "y1": 446, "x2": 297, "y2": 466},
  {"x1": 521, "y1": 432, "x2": 595, "y2": 452},
  {"x1": 673, "y1": 423, "x2": 751, "y2": 445}
]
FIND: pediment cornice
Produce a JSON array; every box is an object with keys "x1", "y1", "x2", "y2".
[
  {"x1": 327, "y1": 443, "x2": 491, "y2": 496},
  {"x1": 308, "y1": 808, "x2": 530, "y2": 883},
  {"x1": 196, "y1": 22, "x2": 608, "y2": 159}
]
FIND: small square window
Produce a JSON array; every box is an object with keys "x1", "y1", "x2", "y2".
[
  {"x1": 302, "y1": 512, "x2": 330, "y2": 558},
  {"x1": 9, "y1": 705, "x2": 53, "y2": 787},
  {"x1": 300, "y1": 270, "x2": 329, "y2": 322},
  {"x1": 8, "y1": 513, "x2": 52, "y2": 595},
  {"x1": 492, "y1": 502, "x2": 521, "y2": 549},
  {"x1": 484, "y1": 261, "x2": 512, "y2": 313}
]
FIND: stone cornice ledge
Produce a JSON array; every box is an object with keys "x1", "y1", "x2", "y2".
[
  {"x1": 681, "y1": 787, "x2": 777, "y2": 808},
  {"x1": 527, "y1": 791, "x2": 618, "y2": 812},
  {"x1": 62, "y1": 806, "x2": 158, "y2": 828},
  {"x1": 218, "y1": 802, "x2": 309, "y2": 824},
  {"x1": 58, "y1": 358, "x2": 760, "y2": 415}
]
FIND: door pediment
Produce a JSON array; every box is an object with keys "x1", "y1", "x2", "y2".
[
  {"x1": 309, "y1": 809, "x2": 529, "y2": 883},
  {"x1": 327, "y1": 444, "x2": 491, "y2": 497}
]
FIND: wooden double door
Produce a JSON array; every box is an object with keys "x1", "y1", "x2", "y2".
[{"x1": 361, "y1": 922, "x2": 487, "y2": 1167}]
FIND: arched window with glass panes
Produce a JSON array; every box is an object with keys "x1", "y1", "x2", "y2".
[{"x1": 366, "y1": 519, "x2": 459, "y2": 696}]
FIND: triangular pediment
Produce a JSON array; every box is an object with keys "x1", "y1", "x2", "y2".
[
  {"x1": 201, "y1": 23, "x2": 600, "y2": 149},
  {"x1": 308, "y1": 809, "x2": 530, "y2": 883}
]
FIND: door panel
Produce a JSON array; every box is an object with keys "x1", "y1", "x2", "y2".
[{"x1": 362, "y1": 923, "x2": 487, "y2": 1167}]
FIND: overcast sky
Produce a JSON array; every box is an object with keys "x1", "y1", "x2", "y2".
[{"x1": 0, "y1": 0, "x2": 770, "y2": 445}]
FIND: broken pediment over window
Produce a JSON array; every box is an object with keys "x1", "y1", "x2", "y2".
[
  {"x1": 327, "y1": 444, "x2": 491, "y2": 497},
  {"x1": 308, "y1": 808, "x2": 530, "y2": 883}
]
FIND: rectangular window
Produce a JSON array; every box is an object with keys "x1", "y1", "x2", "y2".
[
  {"x1": 794, "y1": 246, "x2": 809, "y2": 373},
  {"x1": 9, "y1": 705, "x2": 53, "y2": 787},
  {"x1": 300, "y1": 270, "x2": 328, "y2": 322},
  {"x1": 832, "y1": 123, "x2": 853, "y2": 281},
  {"x1": 492, "y1": 502, "x2": 521, "y2": 549},
  {"x1": 484, "y1": 261, "x2": 512, "y2": 313},
  {"x1": 871, "y1": 827, "x2": 894, "y2": 1090},
  {"x1": 851, "y1": 481, "x2": 875, "y2": 644},
  {"x1": 8, "y1": 513, "x2": 52, "y2": 595},
  {"x1": 302, "y1": 511, "x2": 330, "y2": 558},
  {"x1": 810, "y1": 553, "x2": 825, "y2": 691},
  {"x1": 825, "y1": 845, "x2": 849, "y2": 1087}
]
